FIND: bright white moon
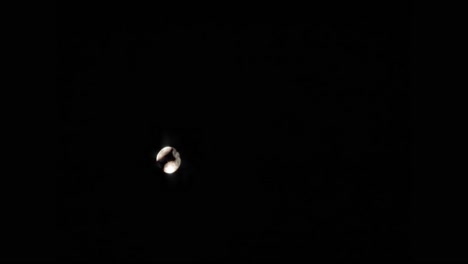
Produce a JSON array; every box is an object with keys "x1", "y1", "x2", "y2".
[{"x1": 156, "y1": 146, "x2": 181, "y2": 174}]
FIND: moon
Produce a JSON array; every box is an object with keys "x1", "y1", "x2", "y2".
[{"x1": 156, "y1": 146, "x2": 181, "y2": 174}]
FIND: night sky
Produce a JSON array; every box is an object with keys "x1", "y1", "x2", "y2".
[{"x1": 59, "y1": 6, "x2": 411, "y2": 261}]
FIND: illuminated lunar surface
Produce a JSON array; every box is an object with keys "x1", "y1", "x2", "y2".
[{"x1": 156, "y1": 146, "x2": 181, "y2": 174}]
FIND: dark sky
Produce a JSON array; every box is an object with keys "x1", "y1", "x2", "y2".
[{"x1": 59, "y1": 6, "x2": 411, "y2": 261}]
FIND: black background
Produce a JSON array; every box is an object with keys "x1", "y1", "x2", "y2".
[{"x1": 59, "y1": 5, "x2": 411, "y2": 261}]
